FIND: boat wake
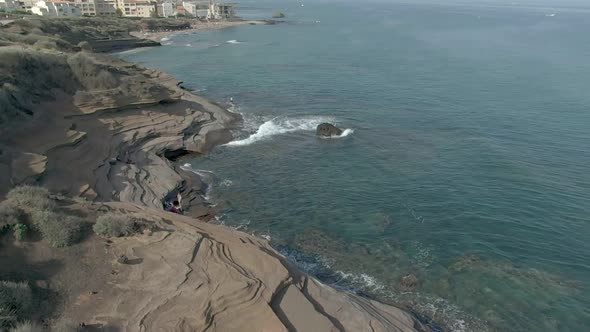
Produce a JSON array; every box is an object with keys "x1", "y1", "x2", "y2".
[{"x1": 225, "y1": 116, "x2": 338, "y2": 147}]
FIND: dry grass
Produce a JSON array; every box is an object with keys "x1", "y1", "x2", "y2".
[
  {"x1": 9, "y1": 321, "x2": 44, "y2": 332},
  {"x1": 4, "y1": 186, "x2": 85, "y2": 248},
  {"x1": 31, "y1": 210, "x2": 84, "y2": 248},
  {"x1": 5, "y1": 186, "x2": 56, "y2": 212},
  {"x1": 0, "y1": 200, "x2": 25, "y2": 230},
  {"x1": 93, "y1": 213, "x2": 137, "y2": 238},
  {"x1": 0, "y1": 281, "x2": 33, "y2": 330}
]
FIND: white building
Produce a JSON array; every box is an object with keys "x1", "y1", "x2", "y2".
[
  {"x1": 196, "y1": 8, "x2": 206, "y2": 18},
  {"x1": 73, "y1": 0, "x2": 116, "y2": 16},
  {"x1": 95, "y1": 0, "x2": 116, "y2": 15},
  {"x1": 17, "y1": 0, "x2": 36, "y2": 12},
  {"x1": 73, "y1": 0, "x2": 95, "y2": 15},
  {"x1": 118, "y1": 0, "x2": 154, "y2": 17},
  {"x1": 0, "y1": 0, "x2": 18, "y2": 11},
  {"x1": 182, "y1": 1, "x2": 196, "y2": 17},
  {"x1": 207, "y1": 1, "x2": 233, "y2": 20},
  {"x1": 31, "y1": 0, "x2": 81, "y2": 16},
  {"x1": 161, "y1": 1, "x2": 172, "y2": 17}
]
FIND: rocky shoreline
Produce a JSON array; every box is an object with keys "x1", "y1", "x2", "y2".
[
  {"x1": 0, "y1": 17, "x2": 431, "y2": 331},
  {"x1": 130, "y1": 20, "x2": 275, "y2": 43}
]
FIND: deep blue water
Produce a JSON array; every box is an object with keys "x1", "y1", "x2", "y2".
[{"x1": 121, "y1": 1, "x2": 590, "y2": 330}]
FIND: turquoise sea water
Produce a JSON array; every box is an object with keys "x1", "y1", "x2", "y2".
[{"x1": 122, "y1": 1, "x2": 590, "y2": 330}]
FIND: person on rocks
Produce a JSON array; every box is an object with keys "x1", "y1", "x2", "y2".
[{"x1": 169, "y1": 193, "x2": 183, "y2": 214}]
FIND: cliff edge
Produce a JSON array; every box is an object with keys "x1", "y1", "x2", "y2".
[{"x1": 0, "y1": 17, "x2": 429, "y2": 332}]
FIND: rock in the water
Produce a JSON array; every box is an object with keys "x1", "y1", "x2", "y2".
[
  {"x1": 400, "y1": 274, "x2": 418, "y2": 289},
  {"x1": 316, "y1": 123, "x2": 343, "y2": 137}
]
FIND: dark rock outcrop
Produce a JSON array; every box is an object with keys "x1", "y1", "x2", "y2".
[
  {"x1": 316, "y1": 123, "x2": 343, "y2": 137},
  {"x1": 400, "y1": 274, "x2": 418, "y2": 289}
]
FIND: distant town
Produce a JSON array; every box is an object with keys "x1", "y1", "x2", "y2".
[{"x1": 0, "y1": 0, "x2": 235, "y2": 19}]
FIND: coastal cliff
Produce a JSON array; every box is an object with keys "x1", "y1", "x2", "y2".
[{"x1": 0, "y1": 17, "x2": 429, "y2": 331}]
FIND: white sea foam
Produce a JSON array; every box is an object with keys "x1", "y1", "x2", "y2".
[
  {"x1": 185, "y1": 43, "x2": 192, "y2": 47},
  {"x1": 226, "y1": 39, "x2": 242, "y2": 44},
  {"x1": 233, "y1": 220, "x2": 251, "y2": 231},
  {"x1": 334, "y1": 270, "x2": 386, "y2": 292},
  {"x1": 179, "y1": 164, "x2": 215, "y2": 200},
  {"x1": 319, "y1": 128, "x2": 355, "y2": 139},
  {"x1": 160, "y1": 37, "x2": 170, "y2": 41},
  {"x1": 114, "y1": 47, "x2": 150, "y2": 56},
  {"x1": 220, "y1": 179, "x2": 233, "y2": 187},
  {"x1": 226, "y1": 116, "x2": 335, "y2": 147}
]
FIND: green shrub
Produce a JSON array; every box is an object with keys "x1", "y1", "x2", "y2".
[
  {"x1": 33, "y1": 39, "x2": 59, "y2": 51},
  {"x1": 77, "y1": 41, "x2": 92, "y2": 52},
  {"x1": 9, "y1": 321, "x2": 44, "y2": 332},
  {"x1": 0, "y1": 281, "x2": 33, "y2": 330},
  {"x1": 34, "y1": 213, "x2": 84, "y2": 248},
  {"x1": 6, "y1": 186, "x2": 56, "y2": 212},
  {"x1": 93, "y1": 213, "x2": 137, "y2": 238},
  {"x1": 13, "y1": 224, "x2": 28, "y2": 241},
  {"x1": 0, "y1": 201, "x2": 25, "y2": 230}
]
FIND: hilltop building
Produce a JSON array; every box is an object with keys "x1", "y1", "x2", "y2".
[
  {"x1": 182, "y1": 1, "x2": 196, "y2": 17},
  {"x1": 206, "y1": 0, "x2": 233, "y2": 20},
  {"x1": 31, "y1": 0, "x2": 81, "y2": 16},
  {"x1": 17, "y1": 0, "x2": 36, "y2": 12},
  {"x1": 116, "y1": 0, "x2": 155, "y2": 17},
  {"x1": 155, "y1": 0, "x2": 172, "y2": 17},
  {"x1": 0, "y1": 0, "x2": 18, "y2": 11},
  {"x1": 73, "y1": 0, "x2": 117, "y2": 16}
]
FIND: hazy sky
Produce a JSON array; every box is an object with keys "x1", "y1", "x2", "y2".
[{"x1": 312, "y1": 0, "x2": 590, "y2": 8}]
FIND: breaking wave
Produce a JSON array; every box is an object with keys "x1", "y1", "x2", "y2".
[
  {"x1": 225, "y1": 116, "x2": 336, "y2": 147},
  {"x1": 319, "y1": 128, "x2": 355, "y2": 139},
  {"x1": 179, "y1": 164, "x2": 215, "y2": 200},
  {"x1": 226, "y1": 39, "x2": 242, "y2": 44}
]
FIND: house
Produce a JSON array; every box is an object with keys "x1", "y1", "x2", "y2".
[
  {"x1": 17, "y1": 0, "x2": 36, "y2": 12},
  {"x1": 31, "y1": 0, "x2": 81, "y2": 16},
  {"x1": 158, "y1": 1, "x2": 172, "y2": 17},
  {"x1": 73, "y1": 0, "x2": 116, "y2": 16},
  {"x1": 0, "y1": 0, "x2": 18, "y2": 12},
  {"x1": 182, "y1": 1, "x2": 196, "y2": 17},
  {"x1": 206, "y1": 1, "x2": 233, "y2": 20},
  {"x1": 116, "y1": 0, "x2": 155, "y2": 17},
  {"x1": 174, "y1": 5, "x2": 184, "y2": 16},
  {"x1": 94, "y1": 0, "x2": 116, "y2": 15}
]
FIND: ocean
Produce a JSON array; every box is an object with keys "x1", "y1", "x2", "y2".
[{"x1": 121, "y1": 1, "x2": 590, "y2": 330}]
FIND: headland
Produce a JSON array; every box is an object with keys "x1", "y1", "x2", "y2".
[{"x1": 0, "y1": 16, "x2": 430, "y2": 331}]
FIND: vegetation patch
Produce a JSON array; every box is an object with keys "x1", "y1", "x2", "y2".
[
  {"x1": 32, "y1": 211, "x2": 84, "y2": 248},
  {"x1": 5, "y1": 186, "x2": 56, "y2": 212},
  {"x1": 12, "y1": 224, "x2": 28, "y2": 241},
  {"x1": 93, "y1": 213, "x2": 138, "y2": 238},
  {"x1": 0, "y1": 281, "x2": 34, "y2": 330},
  {"x1": 3, "y1": 186, "x2": 86, "y2": 247},
  {"x1": 8, "y1": 321, "x2": 44, "y2": 332},
  {"x1": 0, "y1": 201, "x2": 25, "y2": 231}
]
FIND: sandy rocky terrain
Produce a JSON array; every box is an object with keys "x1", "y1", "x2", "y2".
[{"x1": 0, "y1": 18, "x2": 429, "y2": 331}]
